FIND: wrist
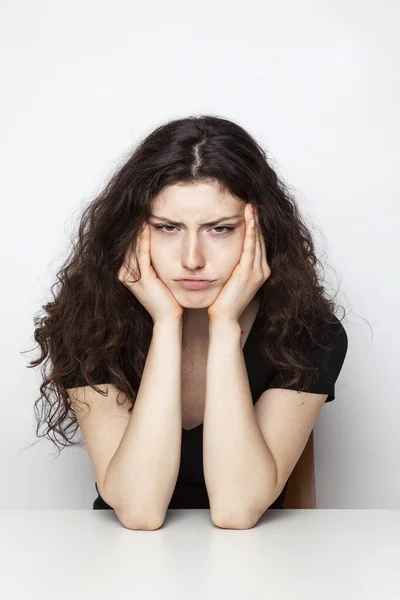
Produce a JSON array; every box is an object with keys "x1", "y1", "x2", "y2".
[
  {"x1": 153, "y1": 316, "x2": 182, "y2": 327},
  {"x1": 208, "y1": 318, "x2": 241, "y2": 338}
]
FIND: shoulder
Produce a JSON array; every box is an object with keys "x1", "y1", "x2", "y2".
[
  {"x1": 310, "y1": 314, "x2": 348, "y2": 349},
  {"x1": 265, "y1": 314, "x2": 349, "y2": 402},
  {"x1": 303, "y1": 315, "x2": 349, "y2": 398},
  {"x1": 309, "y1": 315, "x2": 348, "y2": 360}
]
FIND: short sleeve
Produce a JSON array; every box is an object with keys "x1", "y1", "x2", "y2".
[{"x1": 267, "y1": 317, "x2": 348, "y2": 402}]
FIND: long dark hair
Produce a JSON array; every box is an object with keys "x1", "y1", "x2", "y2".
[{"x1": 25, "y1": 114, "x2": 348, "y2": 455}]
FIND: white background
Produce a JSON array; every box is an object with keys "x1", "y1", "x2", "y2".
[{"x1": 1, "y1": 0, "x2": 398, "y2": 508}]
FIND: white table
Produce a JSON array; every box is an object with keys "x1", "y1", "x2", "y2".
[{"x1": 0, "y1": 509, "x2": 399, "y2": 599}]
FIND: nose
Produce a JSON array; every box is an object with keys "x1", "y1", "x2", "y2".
[{"x1": 180, "y1": 235, "x2": 207, "y2": 270}]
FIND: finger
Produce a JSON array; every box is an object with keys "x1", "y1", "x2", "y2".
[
  {"x1": 124, "y1": 242, "x2": 139, "y2": 284},
  {"x1": 120, "y1": 241, "x2": 135, "y2": 280},
  {"x1": 260, "y1": 230, "x2": 269, "y2": 276},
  {"x1": 137, "y1": 222, "x2": 151, "y2": 271},
  {"x1": 241, "y1": 203, "x2": 257, "y2": 270},
  {"x1": 254, "y1": 208, "x2": 270, "y2": 278},
  {"x1": 252, "y1": 205, "x2": 262, "y2": 270},
  {"x1": 123, "y1": 223, "x2": 148, "y2": 282}
]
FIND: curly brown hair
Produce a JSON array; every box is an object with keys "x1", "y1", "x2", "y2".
[{"x1": 25, "y1": 114, "x2": 348, "y2": 456}]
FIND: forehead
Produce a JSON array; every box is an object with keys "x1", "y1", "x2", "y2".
[{"x1": 151, "y1": 181, "x2": 241, "y2": 213}]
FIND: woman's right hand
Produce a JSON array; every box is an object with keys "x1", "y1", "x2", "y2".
[{"x1": 118, "y1": 223, "x2": 183, "y2": 323}]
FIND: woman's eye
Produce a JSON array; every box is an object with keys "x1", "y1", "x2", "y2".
[{"x1": 153, "y1": 225, "x2": 235, "y2": 235}]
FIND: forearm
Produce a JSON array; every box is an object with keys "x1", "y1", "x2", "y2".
[
  {"x1": 104, "y1": 319, "x2": 183, "y2": 528},
  {"x1": 203, "y1": 320, "x2": 277, "y2": 526}
]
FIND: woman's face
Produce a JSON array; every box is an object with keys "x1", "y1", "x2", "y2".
[{"x1": 147, "y1": 180, "x2": 247, "y2": 309}]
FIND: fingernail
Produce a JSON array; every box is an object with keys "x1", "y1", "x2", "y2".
[{"x1": 249, "y1": 204, "x2": 254, "y2": 213}]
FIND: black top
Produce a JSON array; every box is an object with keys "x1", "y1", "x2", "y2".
[{"x1": 65, "y1": 315, "x2": 348, "y2": 511}]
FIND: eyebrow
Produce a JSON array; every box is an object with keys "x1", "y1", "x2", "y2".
[{"x1": 149, "y1": 213, "x2": 243, "y2": 227}]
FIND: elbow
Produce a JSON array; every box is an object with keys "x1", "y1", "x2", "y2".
[
  {"x1": 210, "y1": 493, "x2": 278, "y2": 529},
  {"x1": 211, "y1": 507, "x2": 259, "y2": 530},
  {"x1": 116, "y1": 508, "x2": 166, "y2": 530},
  {"x1": 100, "y1": 481, "x2": 167, "y2": 530},
  {"x1": 211, "y1": 513, "x2": 258, "y2": 530}
]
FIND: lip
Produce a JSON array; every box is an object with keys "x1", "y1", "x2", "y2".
[
  {"x1": 176, "y1": 278, "x2": 213, "y2": 281},
  {"x1": 176, "y1": 279, "x2": 214, "y2": 290}
]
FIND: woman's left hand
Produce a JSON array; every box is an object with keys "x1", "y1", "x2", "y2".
[{"x1": 207, "y1": 202, "x2": 271, "y2": 323}]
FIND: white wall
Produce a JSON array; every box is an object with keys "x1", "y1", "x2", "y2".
[{"x1": 2, "y1": 0, "x2": 398, "y2": 509}]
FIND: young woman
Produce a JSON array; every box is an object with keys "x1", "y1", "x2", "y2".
[{"x1": 29, "y1": 115, "x2": 348, "y2": 529}]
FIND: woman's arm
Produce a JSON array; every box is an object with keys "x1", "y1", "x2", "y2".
[{"x1": 103, "y1": 318, "x2": 183, "y2": 529}]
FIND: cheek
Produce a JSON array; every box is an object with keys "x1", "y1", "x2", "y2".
[
  {"x1": 215, "y1": 244, "x2": 243, "y2": 279},
  {"x1": 148, "y1": 244, "x2": 174, "y2": 281},
  {"x1": 222, "y1": 238, "x2": 243, "y2": 264},
  {"x1": 148, "y1": 242, "x2": 162, "y2": 268},
  {"x1": 149, "y1": 249, "x2": 165, "y2": 271}
]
